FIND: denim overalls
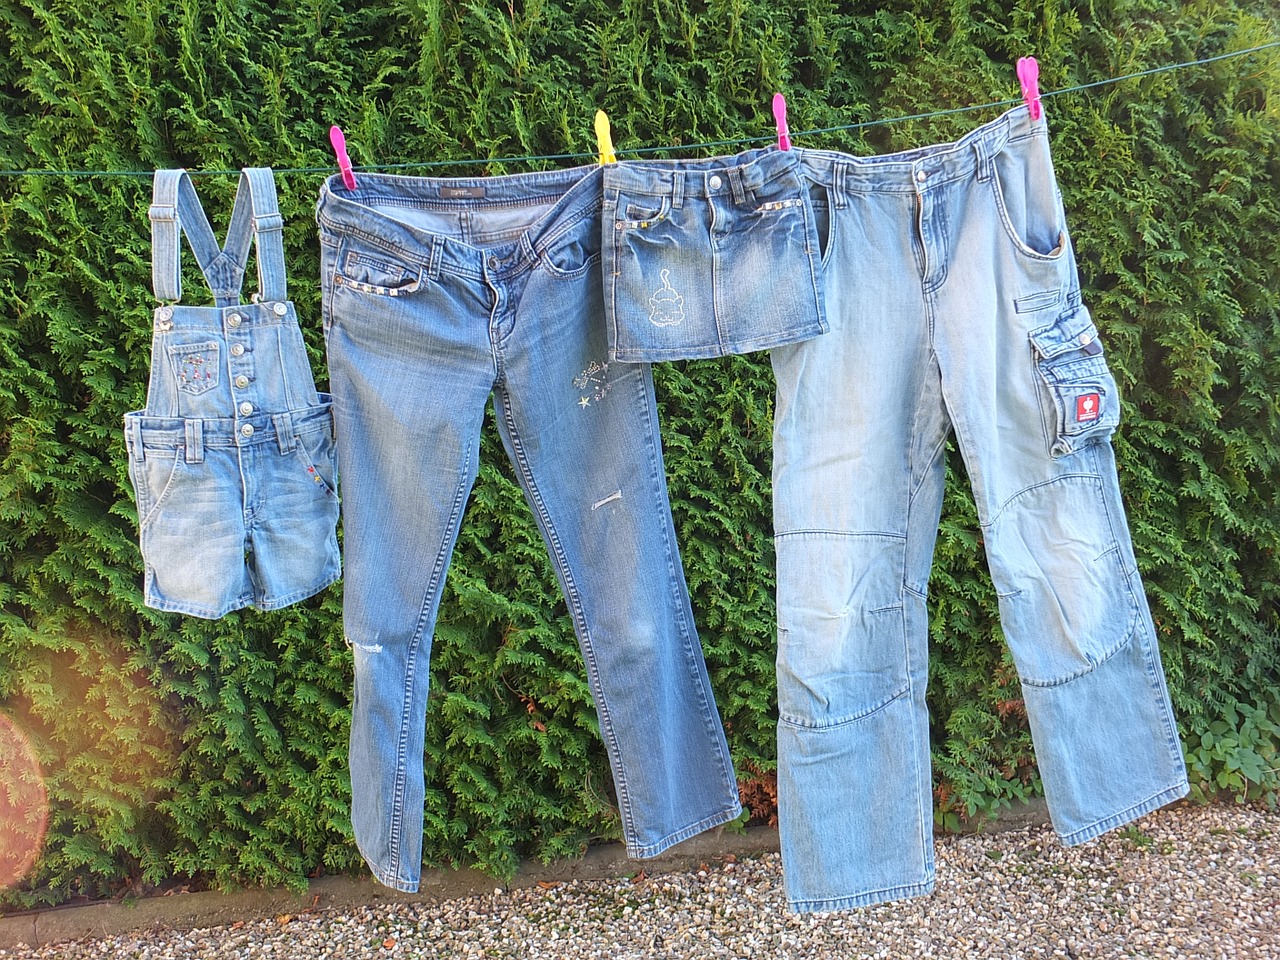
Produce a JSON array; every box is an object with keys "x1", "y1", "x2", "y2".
[{"x1": 123, "y1": 168, "x2": 340, "y2": 618}]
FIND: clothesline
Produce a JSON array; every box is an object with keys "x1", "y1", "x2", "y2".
[{"x1": 0, "y1": 40, "x2": 1276, "y2": 179}]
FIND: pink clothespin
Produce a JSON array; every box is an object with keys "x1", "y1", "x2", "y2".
[
  {"x1": 1017, "y1": 57, "x2": 1042, "y2": 121},
  {"x1": 329, "y1": 125, "x2": 358, "y2": 190},
  {"x1": 772, "y1": 93, "x2": 791, "y2": 151}
]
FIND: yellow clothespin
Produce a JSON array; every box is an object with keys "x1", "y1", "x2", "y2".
[{"x1": 595, "y1": 110, "x2": 617, "y2": 165}]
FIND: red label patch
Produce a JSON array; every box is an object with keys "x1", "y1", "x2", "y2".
[{"x1": 1077, "y1": 393, "x2": 1101, "y2": 422}]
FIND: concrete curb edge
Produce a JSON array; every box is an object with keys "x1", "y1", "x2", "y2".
[{"x1": 0, "y1": 800, "x2": 1050, "y2": 949}]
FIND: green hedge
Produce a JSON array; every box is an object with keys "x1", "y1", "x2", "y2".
[{"x1": 1, "y1": 0, "x2": 1277, "y2": 907}]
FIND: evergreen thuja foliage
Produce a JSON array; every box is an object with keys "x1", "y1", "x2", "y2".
[{"x1": 0, "y1": 0, "x2": 1277, "y2": 906}]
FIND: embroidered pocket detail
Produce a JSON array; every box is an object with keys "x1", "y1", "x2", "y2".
[
  {"x1": 756, "y1": 197, "x2": 806, "y2": 213},
  {"x1": 335, "y1": 249, "x2": 423, "y2": 297},
  {"x1": 168, "y1": 342, "x2": 220, "y2": 395},
  {"x1": 614, "y1": 194, "x2": 672, "y2": 230}
]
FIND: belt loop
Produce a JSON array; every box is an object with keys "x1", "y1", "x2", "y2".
[
  {"x1": 728, "y1": 166, "x2": 747, "y2": 205},
  {"x1": 126, "y1": 416, "x2": 146, "y2": 463},
  {"x1": 184, "y1": 419, "x2": 205, "y2": 464},
  {"x1": 671, "y1": 171, "x2": 685, "y2": 210},
  {"x1": 973, "y1": 140, "x2": 992, "y2": 182},
  {"x1": 427, "y1": 236, "x2": 443, "y2": 282},
  {"x1": 273, "y1": 412, "x2": 296, "y2": 455},
  {"x1": 833, "y1": 163, "x2": 848, "y2": 210}
]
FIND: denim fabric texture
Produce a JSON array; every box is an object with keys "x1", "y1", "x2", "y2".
[
  {"x1": 602, "y1": 147, "x2": 827, "y2": 361},
  {"x1": 768, "y1": 106, "x2": 1189, "y2": 912},
  {"x1": 315, "y1": 166, "x2": 742, "y2": 894},
  {"x1": 123, "y1": 168, "x2": 340, "y2": 618}
]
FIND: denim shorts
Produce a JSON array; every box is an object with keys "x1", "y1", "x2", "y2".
[
  {"x1": 602, "y1": 147, "x2": 827, "y2": 361},
  {"x1": 315, "y1": 165, "x2": 741, "y2": 893},
  {"x1": 123, "y1": 168, "x2": 340, "y2": 618}
]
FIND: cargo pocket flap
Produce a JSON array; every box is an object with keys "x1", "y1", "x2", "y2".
[{"x1": 1030, "y1": 310, "x2": 1099, "y2": 361}]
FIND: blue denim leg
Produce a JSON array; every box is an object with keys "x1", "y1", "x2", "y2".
[
  {"x1": 316, "y1": 167, "x2": 741, "y2": 893},
  {"x1": 772, "y1": 106, "x2": 1189, "y2": 912}
]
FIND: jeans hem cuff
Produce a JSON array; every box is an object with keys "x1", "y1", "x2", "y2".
[
  {"x1": 359, "y1": 847, "x2": 420, "y2": 893},
  {"x1": 787, "y1": 876, "x2": 935, "y2": 913},
  {"x1": 144, "y1": 567, "x2": 341, "y2": 619},
  {"x1": 255, "y1": 566, "x2": 342, "y2": 610},
  {"x1": 625, "y1": 802, "x2": 744, "y2": 859},
  {"x1": 1056, "y1": 780, "x2": 1191, "y2": 847}
]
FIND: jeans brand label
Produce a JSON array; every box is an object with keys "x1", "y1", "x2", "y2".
[
  {"x1": 439, "y1": 186, "x2": 486, "y2": 199},
  {"x1": 1077, "y1": 393, "x2": 1101, "y2": 422}
]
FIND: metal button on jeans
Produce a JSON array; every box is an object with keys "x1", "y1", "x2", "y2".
[
  {"x1": 239, "y1": 423, "x2": 254, "y2": 437},
  {"x1": 239, "y1": 401, "x2": 253, "y2": 416},
  {"x1": 709, "y1": 175, "x2": 723, "y2": 189},
  {"x1": 230, "y1": 343, "x2": 245, "y2": 357},
  {"x1": 235, "y1": 375, "x2": 249, "y2": 388},
  {"x1": 227, "y1": 313, "x2": 242, "y2": 328}
]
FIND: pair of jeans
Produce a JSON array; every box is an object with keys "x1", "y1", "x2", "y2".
[
  {"x1": 770, "y1": 106, "x2": 1189, "y2": 912},
  {"x1": 315, "y1": 166, "x2": 742, "y2": 893},
  {"x1": 124, "y1": 168, "x2": 340, "y2": 618},
  {"x1": 601, "y1": 147, "x2": 826, "y2": 361}
]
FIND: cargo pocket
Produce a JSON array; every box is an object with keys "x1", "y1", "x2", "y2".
[{"x1": 1030, "y1": 308, "x2": 1121, "y2": 459}]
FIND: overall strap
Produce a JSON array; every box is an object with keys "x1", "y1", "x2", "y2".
[
  {"x1": 238, "y1": 167, "x2": 288, "y2": 304},
  {"x1": 149, "y1": 170, "x2": 232, "y2": 304},
  {"x1": 148, "y1": 168, "x2": 287, "y2": 307}
]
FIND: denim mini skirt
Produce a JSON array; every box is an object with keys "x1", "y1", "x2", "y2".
[{"x1": 602, "y1": 147, "x2": 827, "y2": 361}]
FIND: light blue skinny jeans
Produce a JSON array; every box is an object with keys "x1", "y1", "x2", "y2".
[
  {"x1": 771, "y1": 106, "x2": 1189, "y2": 912},
  {"x1": 315, "y1": 166, "x2": 741, "y2": 893}
]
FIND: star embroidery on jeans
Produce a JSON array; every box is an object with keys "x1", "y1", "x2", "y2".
[{"x1": 573, "y1": 360, "x2": 612, "y2": 405}]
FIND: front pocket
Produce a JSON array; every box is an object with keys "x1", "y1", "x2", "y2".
[
  {"x1": 990, "y1": 131, "x2": 1069, "y2": 261},
  {"x1": 334, "y1": 246, "x2": 423, "y2": 297},
  {"x1": 128, "y1": 445, "x2": 187, "y2": 531},
  {"x1": 1030, "y1": 309, "x2": 1121, "y2": 458},
  {"x1": 292, "y1": 414, "x2": 339, "y2": 500},
  {"x1": 615, "y1": 192, "x2": 672, "y2": 229},
  {"x1": 754, "y1": 196, "x2": 806, "y2": 213},
  {"x1": 168, "y1": 342, "x2": 221, "y2": 396}
]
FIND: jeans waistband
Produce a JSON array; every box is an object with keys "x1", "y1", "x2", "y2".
[
  {"x1": 602, "y1": 146, "x2": 798, "y2": 204},
  {"x1": 797, "y1": 104, "x2": 1041, "y2": 197},
  {"x1": 315, "y1": 166, "x2": 603, "y2": 282},
  {"x1": 124, "y1": 401, "x2": 333, "y2": 462},
  {"x1": 151, "y1": 299, "x2": 297, "y2": 334}
]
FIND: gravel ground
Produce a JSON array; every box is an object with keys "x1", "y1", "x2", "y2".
[{"x1": 2, "y1": 802, "x2": 1277, "y2": 959}]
